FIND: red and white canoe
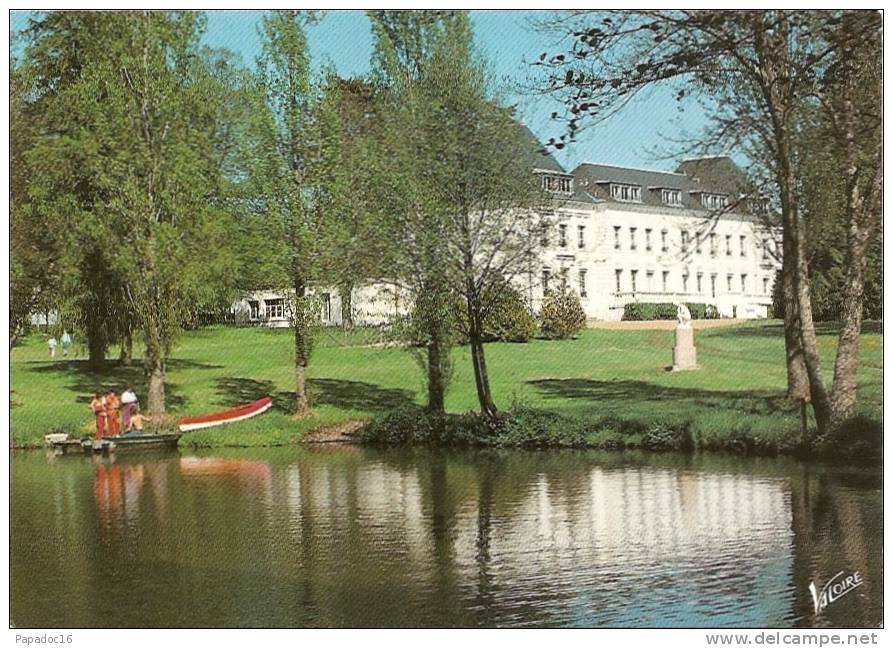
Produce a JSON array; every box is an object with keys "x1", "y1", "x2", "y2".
[{"x1": 178, "y1": 397, "x2": 273, "y2": 432}]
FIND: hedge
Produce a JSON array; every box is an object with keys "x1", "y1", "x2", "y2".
[{"x1": 622, "y1": 302, "x2": 720, "y2": 321}]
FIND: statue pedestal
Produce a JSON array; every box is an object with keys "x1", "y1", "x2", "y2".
[{"x1": 672, "y1": 325, "x2": 697, "y2": 371}]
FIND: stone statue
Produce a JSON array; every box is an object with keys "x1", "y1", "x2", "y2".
[
  {"x1": 672, "y1": 302, "x2": 697, "y2": 370},
  {"x1": 675, "y1": 302, "x2": 692, "y2": 328}
]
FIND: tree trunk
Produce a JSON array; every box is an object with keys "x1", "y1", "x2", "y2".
[
  {"x1": 143, "y1": 310, "x2": 166, "y2": 415},
  {"x1": 469, "y1": 332, "x2": 497, "y2": 420},
  {"x1": 755, "y1": 17, "x2": 828, "y2": 432},
  {"x1": 466, "y1": 291, "x2": 497, "y2": 419},
  {"x1": 147, "y1": 358, "x2": 166, "y2": 416},
  {"x1": 829, "y1": 250, "x2": 866, "y2": 426},
  {"x1": 119, "y1": 329, "x2": 133, "y2": 366},
  {"x1": 781, "y1": 246, "x2": 810, "y2": 401},
  {"x1": 293, "y1": 278, "x2": 311, "y2": 416},
  {"x1": 339, "y1": 282, "x2": 354, "y2": 328},
  {"x1": 827, "y1": 50, "x2": 881, "y2": 429},
  {"x1": 792, "y1": 233, "x2": 832, "y2": 432},
  {"x1": 829, "y1": 176, "x2": 876, "y2": 427},
  {"x1": 87, "y1": 330, "x2": 107, "y2": 371},
  {"x1": 426, "y1": 337, "x2": 447, "y2": 414},
  {"x1": 771, "y1": 100, "x2": 829, "y2": 431}
]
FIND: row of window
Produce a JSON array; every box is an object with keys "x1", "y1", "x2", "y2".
[
  {"x1": 541, "y1": 174, "x2": 573, "y2": 194},
  {"x1": 613, "y1": 269, "x2": 771, "y2": 297},
  {"x1": 247, "y1": 296, "x2": 333, "y2": 321},
  {"x1": 608, "y1": 183, "x2": 728, "y2": 209},
  {"x1": 554, "y1": 223, "x2": 587, "y2": 249},
  {"x1": 539, "y1": 266, "x2": 770, "y2": 300},
  {"x1": 548, "y1": 222, "x2": 774, "y2": 261},
  {"x1": 611, "y1": 226, "x2": 773, "y2": 260},
  {"x1": 541, "y1": 267, "x2": 588, "y2": 298},
  {"x1": 248, "y1": 299, "x2": 286, "y2": 320}
]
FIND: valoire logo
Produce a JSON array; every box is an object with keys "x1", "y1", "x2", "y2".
[{"x1": 808, "y1": 571, "x2": 863, "y2": 615}]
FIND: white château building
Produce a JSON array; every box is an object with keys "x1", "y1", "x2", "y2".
[{"x1": 233, "y1": 131, "x2": 780, "y2": 326}]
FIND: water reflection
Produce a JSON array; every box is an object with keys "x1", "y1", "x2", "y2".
[{"x1": 10, "y1": 448, "x2": 881, "y2": 628}]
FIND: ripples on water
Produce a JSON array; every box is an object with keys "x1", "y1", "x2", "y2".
[{"x1": 11, "y1": 447, "x2": 882, "y2": 628}]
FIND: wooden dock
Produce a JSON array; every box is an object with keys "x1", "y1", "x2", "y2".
[{"x1": 46, "y1": 433, "x2": 181, "y2": 456}]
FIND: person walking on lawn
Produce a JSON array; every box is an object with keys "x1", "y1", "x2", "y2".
[
  {"x1": 47, "y1": 336, "x2": 57, "y2": 358},
  {"x1": 61, "y1": 330, "x2": 72, "y2": 357}
]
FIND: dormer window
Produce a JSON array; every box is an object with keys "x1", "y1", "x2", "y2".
[
  {"x1": 751, "y1": 198, "x2": 770, "y2": 214},
  {"x1": 610, "y1": 183, "x2": 641, "y2": 202},
  {"x1": 541, "y1": 173, "x2": 573, "y2": 194},
  {"x1": 661, "y1": 189, "x2": 683, "y2": 207},
  {"x1": 701, "y1": 193, "x2": 729, "y2": 210}
]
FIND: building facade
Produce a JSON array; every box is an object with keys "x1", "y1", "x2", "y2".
[
  {"x1": 233, "y1": 141, "x2": 780, "y2": 326},
  {"x1": 532, "y1": 156, "x2": 780, "y2": 321}
]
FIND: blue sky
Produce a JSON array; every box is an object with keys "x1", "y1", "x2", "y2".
[{"x1": 11, "y1": 10, "x2": 712, "y2": 172}]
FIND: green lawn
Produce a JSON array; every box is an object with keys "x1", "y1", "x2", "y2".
[{"x1": 10, "y1": 321, "x2": 882, "y2": 448}]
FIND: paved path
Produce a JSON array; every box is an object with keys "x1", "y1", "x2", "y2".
[{"x1": 587, "y1": 319, "x2": 749, "y2": 331}]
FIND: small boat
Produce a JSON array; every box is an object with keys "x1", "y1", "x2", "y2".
[
  {"x1": 45, "y1": 432, "x2": 181, "y2": 456},
  {"x1": 177, "y1": 396, "x2": 273, "y2": 432}
]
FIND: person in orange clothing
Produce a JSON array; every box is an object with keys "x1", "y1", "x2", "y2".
[
  {"x1": 104, "y1": 390, "x2": 121, "y2": 437},
  {"x1": 90, "y1": 392, "x2": 107, "y2": 439}
]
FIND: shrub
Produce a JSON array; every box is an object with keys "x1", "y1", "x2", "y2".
[
  {"x1": 622, "y1": 302, "x2": 677, "y2": 321},
  {"x1": 815, "y1": 415, "x2": 882, "y2": 463},
  {"x1": 622, "y1": 302, "x2": 718, "y2": 321},
  {"x1": 498, "y1": 407, "x2": 587, "y2": 447},
  {"x1": 404, "y1": 290, "x2": 460, "y2": 348},
  {"x1": 360, "y1": 405, "x2": 499, "y2": 446},
  {"x1": 455, "y1": 282, "x2": 537, "y2": 343},
  {"x1": 642, "y1": 422, "x2": 693, "y2": 451},
  {"x1": 480, "y1": 284, "x2": 537, "y2": 343},
  {"x1": 686, "y1": 303, "x2": 707, "y2": 320},
  {"x1": 360, "y1": 405, "x2": 447, "y2": 445},
  {"x1": 539, "y1": 285, "x2": 587, "y2": 339}
]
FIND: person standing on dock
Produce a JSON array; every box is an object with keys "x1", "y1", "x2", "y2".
[
  {"x1": 91, "y1": 392, "x2": 107, "y2": 439},
  {"x1": 105, "y1": 390, "x2": 121, "y2": 437},
  {"x1": 121, "y1": 385, "x2": 139, "y2": 432}
]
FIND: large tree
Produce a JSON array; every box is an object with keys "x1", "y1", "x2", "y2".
[
  {"x1": 812, "y1": 13, "x2": 882, "y2": 425},
  {"x1": 17, "y1": 11, "x2": 245, "y2": 414},
  {"x1": 535, "y1": 10, "x2": 881, "y2": 433},
  {"x1": 257, "y1": 11, "x2": 346, "y2": 415},
  {"x1": 363, "y1": 11, "x2": 474, "y2": 414},
  {"x1": 367, "y1": 10, "x2": 550, "y2": 418},
  {"x1": 10, "y1": 61, "x2": 60, "y2": 348}
]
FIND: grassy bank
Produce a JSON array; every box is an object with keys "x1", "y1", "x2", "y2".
[{"x1": 10, "y1": 321, "x2": 882, "y2": 453}]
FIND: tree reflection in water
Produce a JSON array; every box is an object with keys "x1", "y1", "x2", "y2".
[{"x1": 10, "y1": 448, "x2": 881, "y2": 628}]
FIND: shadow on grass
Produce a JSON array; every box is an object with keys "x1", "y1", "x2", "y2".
[
  {"x1": 311, "y1": 378, "x2": 414, "y2": 412},
  {"x1": 25, "y1": 358, "x2": 221, "y2": 410},
  {"x1": 528, "y1": 378, "x2": 793, "y2": 417},
  {"x1": 213, "y1": 377, "x2": 293, "y2": 414},
  {"x1": 213, "y1": 376, "x2": 415, "y2": 415}
]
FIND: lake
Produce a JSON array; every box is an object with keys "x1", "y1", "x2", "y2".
[{"x1": 10, "y1": 446, "x2": 882, "y2": 628}]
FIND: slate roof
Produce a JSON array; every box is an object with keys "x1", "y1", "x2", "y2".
[
  {"x1": 518, "y1": 123, "x2": 567, "y2": 174},
  {"x1": 516, "y1": 125, "x2": 600, "y2": 205},
  {"x1": 571, "y1": 156, "x2": 749, "y2": 211},
  {"x1": 516, "y1": 125, "x2": 751, "y2": 209},
  {"x1": 676, "y1": 156, "x2": 750, "y2": 197}
]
